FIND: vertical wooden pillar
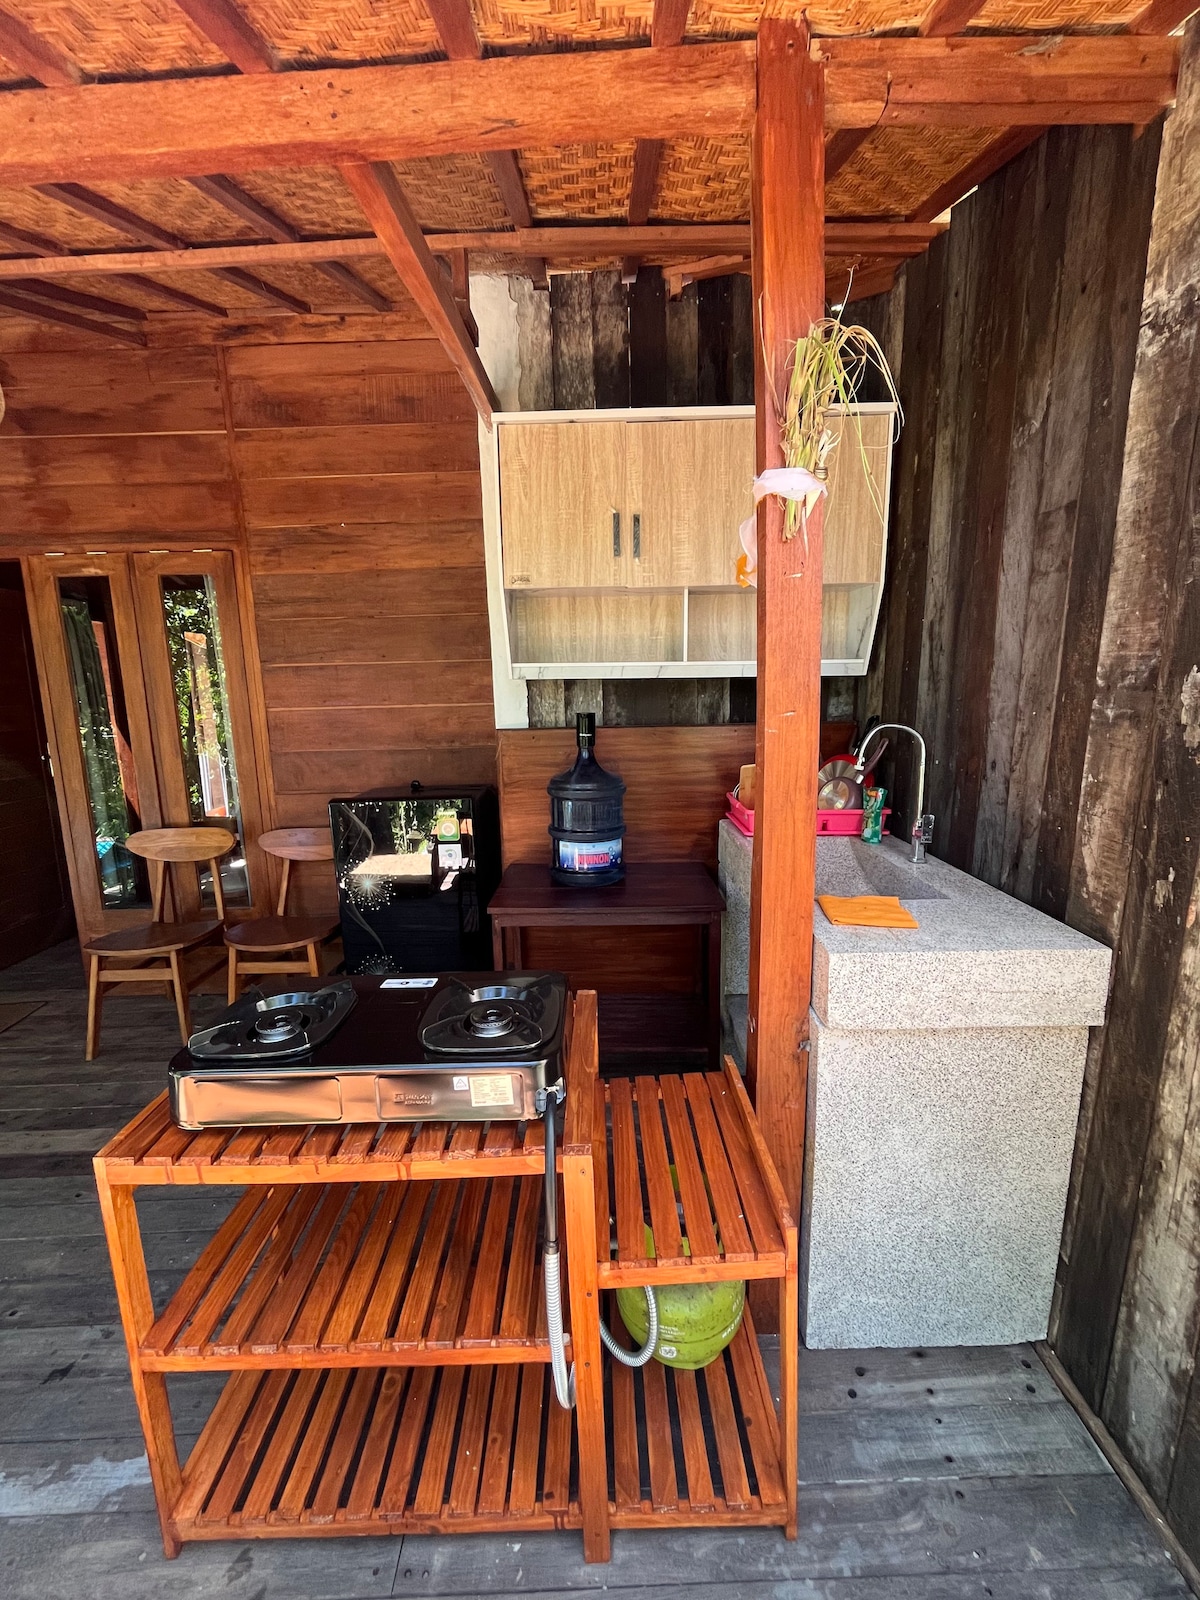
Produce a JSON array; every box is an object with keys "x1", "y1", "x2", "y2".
[{"x1": 747, "y1": 19, "x2": 825, "y2": 1221}]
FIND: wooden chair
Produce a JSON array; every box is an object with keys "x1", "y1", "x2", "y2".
[
  {"x1": 84, "y1": 826, "x2": 237, "y2": 1061},
  {"x1": 224, "y1": 828, "x2": 340, "y2": 1003}
]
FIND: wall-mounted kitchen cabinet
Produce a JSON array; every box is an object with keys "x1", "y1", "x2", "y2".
[{"x1": 480, "y1": 405, "x2": 896, "y2": 728}]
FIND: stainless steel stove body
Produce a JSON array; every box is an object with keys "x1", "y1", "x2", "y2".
[{"x1": 168, "y1": 972, "x2": 566, "y2": 1130}]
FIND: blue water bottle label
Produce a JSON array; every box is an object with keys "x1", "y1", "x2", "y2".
[{"x1": 556, "y1": 838, "x2": 623, "y2": 873}]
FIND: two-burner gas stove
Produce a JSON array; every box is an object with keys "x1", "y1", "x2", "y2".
[{"x1": 168, "y1": 972, "x2": 566, "y2": 1130}]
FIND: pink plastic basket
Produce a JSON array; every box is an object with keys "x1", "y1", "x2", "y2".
[
  {"x1": 725, "y1": 793, "x2": 755, "y2": 835},
  {"x1": 816, "y1": 808, "x2": 891, "y2": 836}
]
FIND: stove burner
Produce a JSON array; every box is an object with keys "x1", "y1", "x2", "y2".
[
  {"x1": 252, "y1": 1011, "x2": 306, "y2": 1042},
  {"x1": 419, "y1": 974, "x2": 563, "y2": 1058},
  {"x1": 187, "y1": 980, "x2": 357, "y2": 1062},
  {"x1": 465, "y1": 1001, "x2": 518, "y2": 1037}
]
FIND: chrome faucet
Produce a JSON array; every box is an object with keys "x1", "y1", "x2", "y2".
[{"x1": 853, "y1": 723, "x2": 936, "y2": 864}]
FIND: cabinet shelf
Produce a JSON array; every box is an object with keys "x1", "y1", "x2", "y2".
[{"x1": 142, "y1": 1176, "x2": 557, "y2": 1370}]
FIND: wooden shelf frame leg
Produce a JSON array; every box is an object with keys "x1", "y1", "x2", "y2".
[
  {"x1": 562, "y1": 989, "x2": 611, "y2": 1562},
  {"x1": 93, "y1": 1169, "x2": 184, "y2": 1558},
  {"x1": 779, "y1": 1230, "x2": 799, "y2": 1539}
]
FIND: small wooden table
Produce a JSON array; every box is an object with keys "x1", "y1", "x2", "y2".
[{"x1": 488, "y1": 862, "x2": 726, "y2": 1069}]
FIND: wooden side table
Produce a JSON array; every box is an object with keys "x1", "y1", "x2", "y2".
[{"x1": 488, "y1": 861, "x2": 726, "y2": 1070}]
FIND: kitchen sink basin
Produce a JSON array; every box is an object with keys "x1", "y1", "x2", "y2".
[{"x1": 814, "y1": 836, "x2": 947, "y2": 902}]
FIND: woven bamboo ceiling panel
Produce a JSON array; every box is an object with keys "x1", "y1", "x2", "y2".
[
  {"x1": 392, "y1": 155, "x2": 511, "y2": 230},
  {"x1": 240, "y1": 0, "x2": 442, "y2": 62},
  {"x1": 653, "y1": 137, "x2": 751, "y2": 221},
  {"x1": 236, "y1": 168, "x2": 370, "y2": 236},
  {"x1": 2, "y1": 1, "x2": 228, "y2": 77},
  {"x1": 828, "y1": 127, "x2": 1002, "y2": 216},
  {"x1": 521, "y1": 144, "x2": 639, "y2": 219}
]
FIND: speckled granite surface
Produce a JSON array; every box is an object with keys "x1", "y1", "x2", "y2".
[
  {"x1": 717, "y1": 819, "x2": 1112, "y2": 1347},
  {"x1": 803, "y1": 1014, "x2": 1088, "y2": 1348}
]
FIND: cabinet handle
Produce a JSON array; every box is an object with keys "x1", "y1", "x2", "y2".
[
  {"x1": 612, "y1": 510, "x2": 621, "y2": 558},
  {"x1": 633, "y1": 513, "x2": 642, "y2": 560}
]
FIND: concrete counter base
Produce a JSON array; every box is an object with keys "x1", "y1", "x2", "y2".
[{"x1": 717, "y1": 820, "x2": 1111, "y2": 1349}]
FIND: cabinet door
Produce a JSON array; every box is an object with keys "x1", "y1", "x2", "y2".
[
  {"x1": 624, "y1": 419, "x2": 755, "y2": 587},
  {"x1": 822, "y1": 409, "x2": 892, "y2": 585},
  {"x1": 499, "y1": 421, "x2": 627, "y2": 589}
]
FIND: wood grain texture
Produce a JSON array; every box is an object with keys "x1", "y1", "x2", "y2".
[
  {"x1": 0, "y1": 44, "x2": 757, "y2": 187},
  {"x1": 497, "y1": 725, "x2": 754, "y2": 869},
  {"x1": 856, "y1": 28, "x2": 1200, "y2": 1572},
  {"x1": 746, "y1": 18, "x2": 825, "y2": 1227}
]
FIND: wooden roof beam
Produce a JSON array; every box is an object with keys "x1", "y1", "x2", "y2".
[
  {"x1": 1129, "y1": 0, "x2": 1199, "y2": 32},
  {"x1": 0, "y1": 44, "x2": 755, "y2": 186},
  {"x1": 0, "y1": 6, "x2": 82, "y2": 86},
  {"x1": 818, "y1": 35, "x2": 1178, "y2": 128},
  {"x1": 34, "y1": 181, "x2": 310, "y2": 311},
  {"x1": 0, "y1": 285, "x2": 145, "y2": 344},
  {"x1": 425, "y1": 0, "x2": 546, "y2": 288},
  {"x1": 625, "y1": 0, "x2": 693, "y2": 282},
  {"x1": 917, "y1": 0, "x2": 988, "y2": 37},
  {"x1": 340, "y1": 161, "x2": 498, "y2": 424},
  {"x1": 172, "y1": 0, "x2": 277, "y2": 74},
  {"x1": 0, "y1": 222, "x2": 946, "y2": 279},
  {"x1": 187, "y1": 174, "x2": 390, "y2": 308}
]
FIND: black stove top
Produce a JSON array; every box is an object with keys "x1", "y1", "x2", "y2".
[{"x1": 168, "y1": 972, "x2": 568, "y2": 1129}]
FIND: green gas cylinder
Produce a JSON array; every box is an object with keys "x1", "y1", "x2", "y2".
[{"x1": 615, "y1": 1228, "x2": 745, "y2": 1370}]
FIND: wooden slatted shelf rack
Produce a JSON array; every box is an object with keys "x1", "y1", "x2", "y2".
[{"x1": 94, "y1": 990, "x2": 797, "y2": 1564}]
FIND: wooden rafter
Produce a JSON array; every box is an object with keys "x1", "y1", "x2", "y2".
[
  {"x1": 0, "y1": 222, "x2": 945, "y2": 281},
  {"x1": 186, "y1": 174, "x2": 390, "y2": 309},
  {"x1": 424, "y1": 0, "x2": 546, "y2": 288},
  {"x1": 339, "y1": 161, "x2": 498, "y2": 424},
  {"x1": 172, "y1": 0, "x2": 276, "y2": 73},
  {"x1": 824, "y1": 127, "x2": 876, "y2": 182},
  {"x1": 917, "y1": 0, "x2": 988, "y2": 36},
  {"x1": 5, "y1": 278, "x2": 147, "y2": 322},
  {"x1": 1130, "y1": 0, "x2": 1199, "y2": 31},
  {"x1": 0, "y1": 211, "x2": 228, "y2": 318},
  {"x1": 34, "y1": 182, "x2": 310, "y2": 312},
  {"x1": 0, "y1": 5, "x2": 82, "y2": 86},
  {"x1": 0, "y1": 286, "x2": 145, "y2": 344},
  {"x1": 909, "y1": 126, "x2": 1047, "y2": 221},
  {"x1": 625, "y1": 0, "x2": 694, "y2": 281}
]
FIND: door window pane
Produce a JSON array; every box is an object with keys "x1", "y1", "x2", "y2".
[
  {"x1": 160, "y1": 575, "x2": 250, "y2": 905},
  {"x1": 58, "y1": 577, "x2": 150, "y2": 908}
]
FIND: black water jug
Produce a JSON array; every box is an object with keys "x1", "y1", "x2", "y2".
[{"x1": 547, "y1": 713, "x2": 626, "y2": 887}]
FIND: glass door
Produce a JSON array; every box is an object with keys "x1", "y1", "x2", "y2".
[
  {"x1": 131, "y1": 552, "x2": 268, "y2": 920},
  {"x1": 25, "y1": 550, "x2": 270, "y2": 945}
]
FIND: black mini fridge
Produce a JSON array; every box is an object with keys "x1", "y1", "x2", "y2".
[{"x1": 329, "y1": 786, "x2": 501, "y2": 975}]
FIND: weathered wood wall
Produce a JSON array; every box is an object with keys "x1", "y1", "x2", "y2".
[
  {"x1": 862, "y1": 21, "x2": 1200, "y2": 1565},
  {"x1": 0, "y1": 310, "x2": 499, "y2": 918}
]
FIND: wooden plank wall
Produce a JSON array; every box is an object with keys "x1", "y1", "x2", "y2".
[
  {"x1": 513, "y1": 267, "x2": 757, "y2": 730},
  {"x1": 0, "y1": 309, "x2": 499, "y2": 919},
  {"x1": 859, "y1": 20, "x2": 1200, "y2": 1566}
]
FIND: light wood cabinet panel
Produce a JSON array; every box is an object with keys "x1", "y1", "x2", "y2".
[
  {"x1": 822, "y1": 409, "x2": 892, "y2": 585},
  {"x1": 499, "y1": 421, "x2": 626, "y2": 589},
  {"x1": 625, "y1": 418, "x2": 754, "y2": 588}
]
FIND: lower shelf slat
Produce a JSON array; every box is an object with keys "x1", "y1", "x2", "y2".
[{"x1": 173, "y1": 1363, "x2": 581, "y2": 1539}]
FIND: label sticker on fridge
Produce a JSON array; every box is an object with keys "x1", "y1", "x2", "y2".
[
  {"x1": 380, "y1": 977, "x2": 438, "y2": 989},
  {"x1": 469, "y1": 1075, "x2": 515, "y2": 1108}
]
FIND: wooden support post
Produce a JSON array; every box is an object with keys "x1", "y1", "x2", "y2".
[
  {"x1": 747, "y1": 19, "x2": 825, "y2": 1225},
  {"x1": 93, "y1": 1170, "x2": 183, "y2": 1557}
]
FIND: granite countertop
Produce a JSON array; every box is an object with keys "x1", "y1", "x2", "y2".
[
  {"x1": 811, "y1": 835, "x2": 1111, "y2": 1030},
  {"x1": 717, "y1": 821, "x2": 1112, "y2": 1032}
]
